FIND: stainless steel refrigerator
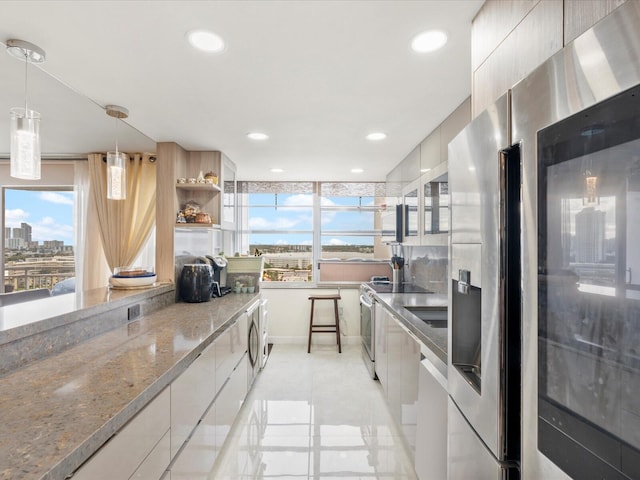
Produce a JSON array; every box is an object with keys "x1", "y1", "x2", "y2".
[
  {"x1": 448, "y1": 2, "x2": 640, "y2": 479},
  {"x1": 448, "y1": 92, "x2": 521, "y2": 479}
]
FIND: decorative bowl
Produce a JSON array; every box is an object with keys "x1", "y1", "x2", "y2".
[{"x1": 109, "y1": 274, "x2": 157, "y2": 288}]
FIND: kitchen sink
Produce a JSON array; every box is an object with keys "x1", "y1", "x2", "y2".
[{"x1": 404, "y1": 306, "x2": 448, "y2": 329}]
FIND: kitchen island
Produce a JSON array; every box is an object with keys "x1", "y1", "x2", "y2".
[{"x1": 0, "y1": 290, "x2": 259, "y2": 480}]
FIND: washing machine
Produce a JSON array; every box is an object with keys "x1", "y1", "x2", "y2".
[
  {"x1": 246, "y1": 300, "x2": 260, "y2": 389},
  {"x1": 258, "y1": 299, "x2": 269, "y2": 369}
]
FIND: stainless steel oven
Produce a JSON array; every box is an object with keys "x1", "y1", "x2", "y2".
[{"x1": 360, "y1": 283, "x2": 376, "y2": 379}]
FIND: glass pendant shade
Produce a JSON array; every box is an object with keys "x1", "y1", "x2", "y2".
[
  {"x1": 10, "y1": 107, "x2": 41, "y2": 180},
  {"x1": 584, "y1": 172, "x2": 599, "y2": 205},
  {"x1": 7, "y1": 39, "x2": 46, "y2": 181},
  {"x1": 107, "y1": 151, "x2": 127, "y2": 200}
]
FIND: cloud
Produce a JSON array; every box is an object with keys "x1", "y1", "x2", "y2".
[
  {"x1": 283, "y1": 194, "x2": 313, "y2": 207},
  {"x1": 40, "y1": 191, "x2": 74, "y2": 206},
  {"x1": 249, "y1": 217, "x2": 300, "y2": 229},
  {"x1": 326, "y1": 238, "x2": 349, "y2": 245},
  {"x1": 41, "y1": 217, "x2": 56, "y2": 226},
  {"x1": 5, "y1": 209, "x2": 29, "y2": 227},
  {"x1": 33, "y1": 222, "x2": 74, "y2": 243}
]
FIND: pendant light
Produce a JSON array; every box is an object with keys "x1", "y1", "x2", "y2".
[
  {"x1": 105, "y1": 105, "x2": 129, "y2": 200},
  {"x1": 6, "y1": 39, "x2": 46, "y2": 180}
]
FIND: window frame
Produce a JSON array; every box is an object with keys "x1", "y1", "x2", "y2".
[
  {"x1": 239, "y1": 181, "x2": 386, "y2": 285},
  {"x1": 2, "y1": 185, "x2": 75, "y2": 294}
]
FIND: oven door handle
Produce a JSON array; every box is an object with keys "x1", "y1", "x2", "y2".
[{"x1": 359, "y1": 294, "x2": 373, "y2": 308}]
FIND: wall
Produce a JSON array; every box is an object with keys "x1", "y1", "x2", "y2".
[
  {"x1": 472, "y1": 0, "x2": 627, "y2": 116},
  {"x1": 406, "y1": 245, "x2": 448, "y2": 294},
  {"x1": 261, "y1": 287, "x2": 360, "y2": 346}
]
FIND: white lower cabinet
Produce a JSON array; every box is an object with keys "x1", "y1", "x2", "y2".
[
  {"x1": 215, "y1": 353, "x2": 248, "y2": 448},
  {"x1": 378, "y1": 306, "x2": 428, "y2": 464},
  {"x1": 215, "y1": 315, "x2": 247, "y2": 393},
  {"x1": 131, "y1": 430, "x2": 171, "y2": 479},
  {"x1": 415, "y1": 354, "x2": 448, "y2": 480},
  {"x1": 374, "y1": 302, "x2": 388, "y2": 393},
  {"x1": 170, "y1": 339, "x2": 217, "y2": 458},
  {"x1": 400, "y1": 324, "x2": 420, "y2": 457},
  {"x1": 73, "y1": 311, "x2": 252, "y2": 480},
  {"x1": 72, "y1": 387, "x2": 170, "y2": 480},
  {"x1": 170, "y1": 353, "x2": 248, "y2": 479}
]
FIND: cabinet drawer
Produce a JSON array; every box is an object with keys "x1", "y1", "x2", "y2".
[
  {"x1": 130, "y1": 429, "x2": 170, "y2": 480},
  {"x1": 73, "y1": 388, "x2": 170, "y2": 480},
  {"x1": 216, "y1": 353, "x2": 248, "y2": 448},
  {"x1": 216, "y1": 316, "x2": 246, "y2": 392},
  {"x1": 171, "y1": 342, "x2": 217, "y2": 458},
  {"x1": 170, "y1": 353, "x2": 248, "y2": 480}
]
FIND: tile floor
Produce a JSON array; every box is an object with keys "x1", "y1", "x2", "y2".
[{"x1": 213, "y1": 344, "x2": 418, "y2": 479}]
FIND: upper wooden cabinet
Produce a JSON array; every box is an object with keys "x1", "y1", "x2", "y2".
[{"x1": 155, "y1": 142, "x2": 237, "y2": 283}]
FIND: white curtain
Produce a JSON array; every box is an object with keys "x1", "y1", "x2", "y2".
[
  {"x1": 74, "y1": 160, "x2": 110, "y2": 289},
  {"x1": 73, "y1": 161, "x2": 88, "y2": 290},
  {"x1": 88, "y1": 153, "x2": 156, "y2": 272}
]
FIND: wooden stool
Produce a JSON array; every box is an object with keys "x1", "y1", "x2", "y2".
[{"x1": 307, "y1": 293, "x2": 341, "y2": 353}]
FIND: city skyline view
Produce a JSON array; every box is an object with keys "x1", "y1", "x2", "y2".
[{"x1": 4, "y1": 189, "x2": 74, "y2": 246}]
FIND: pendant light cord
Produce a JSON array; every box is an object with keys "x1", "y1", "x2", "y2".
[
  {"x1": 23, "y1": 50, "x2": 29, "y2": 113},
  {"x1": 115, "y1": 115, "x2": 119, "y2": 155}
]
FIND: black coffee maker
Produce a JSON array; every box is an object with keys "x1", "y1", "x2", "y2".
[
  {"x1": 209, "y1": 256, "x2": 231, "y2": 297},
  {"x1": 179, "y1": 264, "x2": 213, "y2": 302}
]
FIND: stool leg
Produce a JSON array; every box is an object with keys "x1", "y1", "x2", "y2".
[
  {"x1": 308, "y1": 299, "x2": 315, "y2": 353},
  {"x1": 333, "y1": 298, "x2": 341, "y2": 353}
]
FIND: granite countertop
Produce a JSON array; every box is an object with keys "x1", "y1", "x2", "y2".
[
  {"x1": 0, "y1": 293, "x2": 260, "y2": 480},
  {"x1": 0, "y1": 283, "x2": 175, "y2": 345},
  {"x1": 374, "y1": 291, "x2": 448, "y2": 367}
]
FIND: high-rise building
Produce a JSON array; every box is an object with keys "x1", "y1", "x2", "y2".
[
  {"x1": 575, "y1": 207, "x2": 606, "y2": 263},
  {"x1": 4, "y1": 227, "x2": 10, "y2": 240},
  {"x1": 21, "y1": 223, "x2": 32, "y2": 243},
  {"x1": 6, "y1": 238, "x2": 25, "y2": 249}
]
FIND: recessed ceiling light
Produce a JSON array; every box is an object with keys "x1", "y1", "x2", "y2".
[
  {"x1": 270, "y1": 168, "x2": 283, "y2": 173},
  {"x1": 187, "y1": 30, "x2": 225, "y2": 53},
  {"x1": 366, "y1": 132, "x2": 386, "y2": 141},
  {"x1": 411, "y1": 30, "x2": 447, "y2": 53},
  {"x1": 247, "y1": 132, "x2": 269, "y2": 140},
  {"x1": 351, "y1": 168, "x2": 364, "y2": 173},
  {"x1": 420, "y1": 168, "x2": 432, "y2": 173}
]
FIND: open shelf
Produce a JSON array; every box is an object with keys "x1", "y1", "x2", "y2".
[
  {"x1": 176, "y1": 183, "x2": 221, "y2": 192},
  {"x1": 175, "y1": 223, "x2": 221, "y2": 229}
]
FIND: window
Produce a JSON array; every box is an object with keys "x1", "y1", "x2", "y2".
[
  {"x1": 3, "y1": 188, "x2": 75, "y2": 294},
  {"x1": 239, "y1": 181, "x2": 387, "y2": 283},
  {"x1": 239, "y1": 182, "x2": 314, "y2": 282},
  {"x1": 320, "y1": 182, "x2": 385, "y2": 259}
]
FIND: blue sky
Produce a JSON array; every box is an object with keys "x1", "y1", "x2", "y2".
[
  {"x1": 247, "y1": 193, "x2": 375, "y2": 246},
  {"x1": 4, "y1": 189, "x2": 75, "y2": 245},
  {"x1": 4, "y1": 190, "x2": 377, "y2": 248}
]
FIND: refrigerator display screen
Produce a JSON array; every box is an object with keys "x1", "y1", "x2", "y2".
[{"x1": 538, "y1": 84, "x2": 640, "y2": 479}]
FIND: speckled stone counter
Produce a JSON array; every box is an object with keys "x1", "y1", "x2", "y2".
[
  {"x1": 0, "y1": 284, "x2": 175, "y2": 374},
  {"x1": 0, "y1": 293, "x2": 260, "y2": 480},
  {"x1": 374, "y1": 291, "x2": 448, "y2": 366}
]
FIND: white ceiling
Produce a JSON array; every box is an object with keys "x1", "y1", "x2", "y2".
[{"x1": 0, "y1": 0, "x2": 483, "y2": 181}]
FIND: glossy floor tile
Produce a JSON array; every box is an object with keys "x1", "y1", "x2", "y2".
[{"x1": 213, "y1": 344, "x2": 418, "y2": 479}]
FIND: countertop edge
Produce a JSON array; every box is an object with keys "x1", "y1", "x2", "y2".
[
  {"x1": 373, "y1": 292, "x2": 448, "y2": 369},
  {"x1": 0, "y1": 284, "x2": 175, "y2": 346}
]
